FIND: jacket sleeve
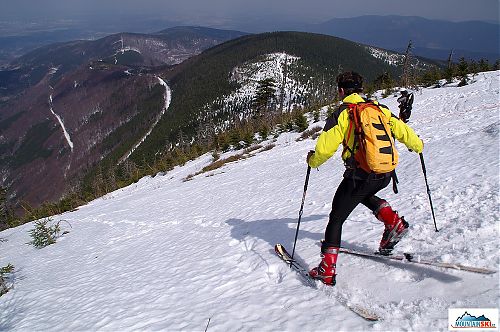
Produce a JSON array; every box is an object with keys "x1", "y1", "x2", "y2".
[
  {"x1": 389, "y1": 115, "x2": 424, "y2": 153},
  {"x1": 308, "y1": 110, "x2": 349, "y2": 168}
]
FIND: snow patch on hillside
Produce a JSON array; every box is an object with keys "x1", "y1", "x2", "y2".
[
  {"x1": 48, "y1": 67, "x2": 59, "y2": 75},
  {"x1": 49, "y1": 94, "x2": 74, "y2": 152},
  {"x1": 117, "y1": 77, "x2": 171, "y2": 164},
  {"x1": 199, "y1": 52, "x2": 313, "y2": 129},
  {"x1": 366, "y1": 46, "x2": 405, "y2": 66},
  {"x1": 229, "y1": 53, "x2": 305, "y2": 107},
  {"x1": 366, "y1": 46, "x2": 434, "y2": 70}
]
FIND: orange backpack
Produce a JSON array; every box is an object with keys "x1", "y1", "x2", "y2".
[{"x1": 344, "y1": 102, "x2": 399, "y2": 174}]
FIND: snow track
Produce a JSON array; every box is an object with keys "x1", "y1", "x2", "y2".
[{"x1": 1, "y1": 71, "x2": 498, "y2": 331}]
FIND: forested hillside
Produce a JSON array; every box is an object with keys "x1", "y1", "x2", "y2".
[
  {"x1": 129, "y1": 31, "x2": 434, "y2": 165},
  {"x1": 1, "y1": 31, "x2": 440, "y2": 229}
]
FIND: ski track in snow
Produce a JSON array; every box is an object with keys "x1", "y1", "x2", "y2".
[
  {"x1": 1, "y1": 71, "x2": 499, "y2": 331},
  {"x1": 49, "y1": 94, "x2": 74, "y2": 152},
  {"x1": 118, "y1": 77, "x2": 171, "y2": 164}
]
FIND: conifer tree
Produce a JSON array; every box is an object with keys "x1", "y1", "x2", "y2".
[
  {"x1": 478, "y1": 59, "x2": 490, "y2": 72},
  {"x1": 444, "y1": 50, "x2": 455, "y2": 83},
  {"x1": 294, "y1": 111, "x2": 309, "y2": 132},
  {"x1": 0, "y1": 187, "x2": 9, "y2": 230},
  {"x1": 418, "y1": 67, "x2": 441, "y2": 87},
  {"x1": 253, "y1": 78, "x2": 277, "y2": 115},
  {"x1": 457, "y1": 57, "x2": 469, "y2": 86},
  {"x1": 494, "y1": 60, "x2": 500, "y2": 70},
  {"x1": 469, "y1": 59, "x2": 479, "y2": 79},
  {"x1": 401, "y1": 40, "x2": 415, "y2": 88}
]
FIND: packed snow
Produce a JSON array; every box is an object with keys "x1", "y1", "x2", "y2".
[{"x1": 1, "y1": 71, "x2": 498, "y2": 331}]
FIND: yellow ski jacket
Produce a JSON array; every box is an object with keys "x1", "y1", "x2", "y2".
[{"x1": 308, "y1": 93, "x2": 424, "y2": 169}]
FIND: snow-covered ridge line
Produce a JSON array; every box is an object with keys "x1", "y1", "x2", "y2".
[
  {"x1": 117, "y1": 77, "x2": 171, "y2": 165},
  {"x1": 49, "y1": 94, "x2": 74, "y2": 152},
  {"x1": 366, "y1": 46, "x2": 433, "y2": 70},
  {"x1": 366, "y1": 46, "x2": 404, "y2": 66}
]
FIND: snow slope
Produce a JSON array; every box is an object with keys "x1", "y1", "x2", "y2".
[{"x1": 1, "y1": 71, "x2": 499, "y2": 331}]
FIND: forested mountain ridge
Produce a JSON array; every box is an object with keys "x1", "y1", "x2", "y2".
[
  {"x1": 0, "y1": 26, "x2": 248, "y2": 101},
  {"x1": 129, "y1": 31, "x2": 436, "y2": 165},
  {"x1": 0, "y1": 30, "x2": 438, "y2": 227},
  {"x1": 302, "y1": 15, "x2": 500, "y2": 62},
  {"x1": 0, "y1": 27, "x2": 247, "y2": 219}
]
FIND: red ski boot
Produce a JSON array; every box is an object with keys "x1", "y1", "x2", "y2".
[
  {"x1": 309, "y1": 243, "x2": 339, "y2": 285},
  {"x1": 375, "y1": 201, "x2": 409, "y2": 255}
]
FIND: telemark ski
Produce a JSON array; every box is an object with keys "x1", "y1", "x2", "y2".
[
  {"x1": 275, "y1": 243, "x2": 316, "y2": 286},
  {"x1": 274, "y1": 243, "x2": 380, "y2": 321},
  {"x1": 339, "y1": 247, "x2": 496, "y2": 274}
]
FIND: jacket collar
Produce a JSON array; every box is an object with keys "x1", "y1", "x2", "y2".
[{"x1": 342, "y1": 93, "x2": 366, "y2": 104}]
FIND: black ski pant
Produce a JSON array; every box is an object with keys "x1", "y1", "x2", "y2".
[
  {"x1": 399, "y1": 107, "x2": 412, "y2": 123},
  {"x1": 324, "y1": 174, "x2": 391, "y2": 248}
]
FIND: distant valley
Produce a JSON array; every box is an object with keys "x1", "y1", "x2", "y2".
[
  {"x1": 1, "y1": 15, "x2": 498, "y2": 68},
  {"x1": 0, "y1": 26, "x2": 247, "y2": 216}
]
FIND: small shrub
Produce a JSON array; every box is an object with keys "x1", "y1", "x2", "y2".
[
  {"x1": 202, "y1": 154, "x2": 246, "y2": 173},
  {"x1": 260, "y1": 143, "x2": 276, "y2": 152},
  {"x1": 326, "y1": 105, "x2": 335, "y2": 118},
  {"x1": 184, "y1": 153, "x2": 248, "y2": 180},
  {"x1": 183, "y1": 174, "x2": 195, "y2": 182},
  {"x1": 243, "y1": 144, "x2": 262, "y2": 154},
  {"x1": 297, "y1": 126, "x2": 322, "y2": 141},
  {"x1": 27, "y1": 218, "x2": 68, "y2": 248},
  {"x1": 212, "y1": 150, "x2": 220, "y2": 162},
  {"x1": 294, "y1": 113, "x2": 309, "y2": 132},
  {"x1": 241, "y1": 130, "x2": 254, "y2": 147},
  {"x1": 278, "y1": 117, "x2": 294, "y2": 132},
  {"x1": 0, "y1": 263, "x2": 14, "y2": 297},
  {"x1": 313, "y1": 109, "x2": 321, "y2": 122},
  {"x1": 457, "y1": 78, "x2": 468, "y2": 87},
  {"x1": 183, "y1": 142, "x2": 271, "y2": 181},
  {"x1": 258, "y1": 125, "x2": 270, "y2": 141}
]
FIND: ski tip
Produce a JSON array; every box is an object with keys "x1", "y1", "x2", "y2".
[
  {"x1": 275, "y1": 243, "x2": 289, "y2": 257},
  {"x1": 403, "y1": 253, "x2": 414, "y2": 260}
]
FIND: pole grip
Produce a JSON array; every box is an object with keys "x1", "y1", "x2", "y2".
[{"x1": 419, "y1": 153, "x2": 427, "y2": 175}]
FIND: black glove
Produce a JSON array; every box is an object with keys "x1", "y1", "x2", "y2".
[{"x1": 307, "y1": 150, "x2": 315, "y2": 163}]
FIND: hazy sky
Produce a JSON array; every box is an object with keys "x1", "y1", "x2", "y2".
[{"x1": 1, "y1": 0, "x2": 498, "y2": 27}]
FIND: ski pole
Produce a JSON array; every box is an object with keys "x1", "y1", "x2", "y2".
[
  {"x1": 419, "y1": 153, "x2": 439, "y2": 232},
  {"x1": 290, "y1": 163, "x2": 312, "y2": 265}
]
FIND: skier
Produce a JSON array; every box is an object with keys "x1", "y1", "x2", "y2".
[
  {"x1": 397, "y1": 89, "x2": 414, "y2": 123},
  {"x1": 307, "y1": 71, "x2": 424, "y2": 285}
]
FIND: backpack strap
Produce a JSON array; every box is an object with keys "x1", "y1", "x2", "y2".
[
  {"x1": 342, "y1": 120, "x2": 354, "y2": 154},
  {"x1": 342, "y1": 104, "x2": 358, "y2": 169},
  {"x1": 342, "y1": 105, "x2": 354, "y2": 153}
]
